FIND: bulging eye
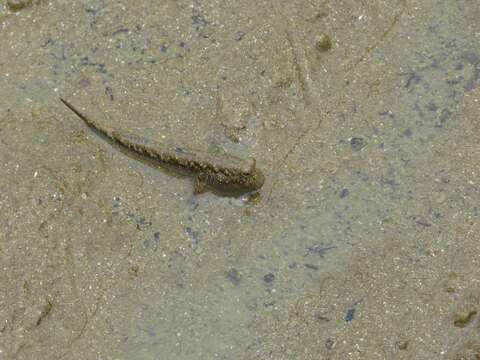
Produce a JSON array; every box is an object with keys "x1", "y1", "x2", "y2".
[{"x1": 240, "y1": 158, "x2": 256, "y2": 174}]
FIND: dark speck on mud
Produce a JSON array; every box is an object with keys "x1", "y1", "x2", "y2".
[
  {"x1": 345, "y1": 308, "x2": 356, "y2": 322},
  {"x1": 306, "y1": 245, "x2": 336, "y2": 257},
  {"x1": 350, "y1": 137, "x2": 366, "y2": 151},
  {"x1": 403, "y1": 128, "x2": 413, "y2": 137},
  {"x1": 305, "y1": 263, "x2": 319, "y2": 270},
  {"x1": 263, "y1": 273, "x2": 275, "y2": 284},
  {"x1": 225, "y1": 268, "x2": 241, "y2": 286},
  {"x1": 339, "y1": 188, "x2": 349, "y2": 198}
]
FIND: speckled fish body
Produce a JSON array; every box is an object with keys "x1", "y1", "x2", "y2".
[{"x1": 60, "y1": 98, "x2": 265, "y2": 194}]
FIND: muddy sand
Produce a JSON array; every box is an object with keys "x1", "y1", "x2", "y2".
[{"x1": 0, "y1": 0, "x2": 479, "y2": 359}]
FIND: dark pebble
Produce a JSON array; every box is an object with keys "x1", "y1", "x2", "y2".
[
  {"x1": 315, "y1": 33, "x2": 332, "y2": 50},
  {"x1": 305, "y1": 263, "x2": 319, "y2": 270},
  {"x1": 350, "y1": 137, "x2": 365, "y2": 151},
  {"x1": 234, "y1": 31, "x2": 246, "y2": 41},
  {"x1": 339, "y1": 188, "x2": 349, "y2": 198},
  {"x1": 112, "y1": 28, "x2": 129, "y2": 36},
  {"x1": 426, "y1": 101, "x2": 438, "y2": 112},
  {"x1": 263, "y1": 273, "x2": 275, "y2": 284},
  {"x1": 345, "y1": 308, "x2": 355, "y2": 322},
  {"x1": 105, "y1": 86, "x2": 114, "y2": 101},
  {"x1": 325, "y1": 338, "x2": 335, "y2": 350},
  {"x1": 225, "y1": 268, "x2": 241, "y2": 286},
  {"x1": 185, "y1": 227, "x2": 199, "y2": 244},
  {"x1": 316, "y1": 314, "x2": 330, "y2": 322},
  {"x1": 454, "y1": 307, "x2": 477, "y2": 328},
  {"x1": 403, "y1": 128, "x2": 413, "y2": 137},
  {"x1": 136, "y1": 217, "x2": 152, "y2": 230}
]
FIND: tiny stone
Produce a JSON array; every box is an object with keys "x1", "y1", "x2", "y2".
[
  {"x1": 345, "y1": 308, "x2": 355, "y2": 322},
  {"x1": 396, "y1": 341, "x2": 409, "y2": 350},
  {"x1": 350, "y1": 137, "x2": 366, "y2": 151},
  {"x1": 129, "y1": 265, "x2": 139, "y2": 276},
  {"x1": 339, "y1": 188, "x2": 349, "y2": 198},
  {"x1": 305, "y1": 263, "x2": 319, "y2": 270},
  {"x1": 454, "y1": 306, "x2": 477, "y2": 327},
  {"x1": 325, "y1": 338, "x2": 335, "y2": 350},
  {"x1": 403, "y1": 128, "x2": 413, "y2": 137},
  {"x1": 314, "y1": 11, "x2": 329, "y2": 19},
  {"x1": 263, "y1": 273, "x2": 275, "y2": 284},
  {"x1": 225, "y1": 268, "x2": 241, "y2": 286},
  {"x1": 7, "y1": 0, "x2": 32, "y2": 11},
  {"x1": 315, "y1": 33, "x2": 332, "y2": 50}
]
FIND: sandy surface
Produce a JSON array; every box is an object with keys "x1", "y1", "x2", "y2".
[{"x1": 0, "y1": 0, "x2": 479, "y2": 359}]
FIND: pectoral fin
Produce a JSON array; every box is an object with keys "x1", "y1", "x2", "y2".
[{"x1": 194, "y1": 175, "x2": 207, "y2": 194}]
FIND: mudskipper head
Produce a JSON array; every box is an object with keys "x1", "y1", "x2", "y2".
[
  {"x1": 206, "y1": 156, "x2": 265, "y2": 196},
  {"x1": 241, "y1": 158, "x2": 265, "y2": 192}
]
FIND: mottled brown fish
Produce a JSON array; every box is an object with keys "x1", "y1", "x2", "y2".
[{"x1": 60, "y1": 98, "x2": 265, "y2": 196}]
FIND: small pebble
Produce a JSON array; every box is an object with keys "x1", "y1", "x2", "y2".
[
  {"x1": 403, "y1": 128, "x2": 413, "y2": 137},
  {"x1": 225, "y1": 268, "x2": 240, "y2": 286},
  {"x1": 345, "y1": 308, "x2": 355, "y2": 322},
  {"x1": 129, "y1": 265, "x2": 139, "y2": 276},
  {"x1": 263, "y1": 273, "x2": 275, "y2": 284},
  {"x1": 315, "y1": 33, "x2": 332, "y2": 51},
  {"x1": 305, "y1": 263, "x2": 319, "y2": 270},
  {"x1": 454, "y1": 306, "x2": 477, "y2": 327},
  {"x1": 339, "y1": 188, "x2": 349, "y2": 198},
  {"x1": 325, "y1": 338, "x2": 335, "y2": 350},
  {"x1": 395, "y1": 341, "x2": 409, "y2": 350},
  {"x1": 350, "y1": 137, "x2": 366, "y2": 151},
  {"x1": 7, "y1": 0, "x2": 32, "y2": 11}
]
